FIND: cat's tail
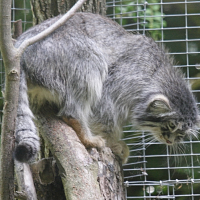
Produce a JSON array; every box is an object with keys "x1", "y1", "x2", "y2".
[{"x1": 14, "y1": 69, "x2": 40, "y2": 162}]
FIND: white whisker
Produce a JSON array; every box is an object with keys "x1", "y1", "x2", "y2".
[{"x1": 188, "y1": 129, "x2": 199, "y2": 140}]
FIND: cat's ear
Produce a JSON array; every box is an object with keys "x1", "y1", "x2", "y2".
[{"x1": 147, "y1": 94, "x2": 171, "y2": 114}]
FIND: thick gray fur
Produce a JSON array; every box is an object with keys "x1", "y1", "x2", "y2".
[{"x1": 14, "y1": 12, "x2": 199, "y2": 163}]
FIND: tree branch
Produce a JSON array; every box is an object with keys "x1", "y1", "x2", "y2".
[
  {"x1": 14, "y1": 191, "x2": 28, "y2": 200},
  {"x1": 0, "y1": 0, "x2": 19, "y2": 199},
  {"x1": 36, "y1": 110, "x2": 104, "y2": 200},
  {"x1": 15, "y1": 161, "x2": 37, "y2": 200},
  {"x1": 18, "y1": 0, "x2": 87, "y2": 56},
  {"x1": 35, "y1": 108, "x2": 126, "y2": 200}
]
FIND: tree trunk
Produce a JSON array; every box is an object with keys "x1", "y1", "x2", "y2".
[
  {"x1": 0, "y1": 0, "x2": 20, "y2": 199},
  {"x1": 34, "y1": 108, "x2": 125, "y2": 200},
  {"x1": 31, "y1": 0, "x2": 107, "y2": 25}
]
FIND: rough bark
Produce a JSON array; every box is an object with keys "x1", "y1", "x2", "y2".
[
  {"x1": 29, "y1": 158, "x2": 66, "y2": 200},
  {"x1": 31, "y1": 0, "x2": 107, "y2": 25},
  {"x1": 14, "y1": 161, "x2": 37, "y2": 200},
  {"x1": 0, "y1": 0, "x2": 20, "y2": 199},
  {"x1": 35, "y1": 108, "x2": 126, "y2": 200}
]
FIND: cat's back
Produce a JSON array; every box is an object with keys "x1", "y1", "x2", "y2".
[
  {"x1": 15, "y1": 12, "x2": 175, "y2": 79},
  {"x1": 15, "y1": 12, "x2": 127, "y2": 46},
  {"x1": 15, "y1": 12, "x2": 159, "y2": 66}
]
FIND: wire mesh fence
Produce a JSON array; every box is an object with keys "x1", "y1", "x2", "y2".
[
  {"x1": 107, "y1": 0, "x2": 200, "y2": 199},
  {"x1": 0, "y1": 0, "x2": 200, "y2": 199}
]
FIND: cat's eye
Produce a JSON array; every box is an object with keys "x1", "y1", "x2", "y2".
[{"x1": 168, "y1": 121, "x2": 176, "y2": 130}]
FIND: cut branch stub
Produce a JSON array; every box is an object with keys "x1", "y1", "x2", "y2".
[{"x1": 8, "y1": 69, "x2": 19, "y2": 81}]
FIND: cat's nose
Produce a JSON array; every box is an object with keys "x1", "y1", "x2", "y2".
[
  {"x1": 166, "y1": 139, "x2": 172, "y2": 144},
  {"x1": 162, "y1": 134, "x2": 174, "y2": 145}
]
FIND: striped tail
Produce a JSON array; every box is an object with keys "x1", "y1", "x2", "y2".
[{"x1": 14, "y1": 69, "x2": 40, "y2": 162}]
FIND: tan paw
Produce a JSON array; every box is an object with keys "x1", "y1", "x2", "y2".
[
  {"x1": 84, "y1": 135, "x2": 106, "y2": 149},
  {"x1": 62, "y1": 116, "x2": 105, "y2": 149},
  {"x1": 109, "y1": 140, "x2": 129, "y2": 164}
]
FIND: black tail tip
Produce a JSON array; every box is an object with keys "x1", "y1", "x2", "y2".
[{"x1": 14, "y1": 143, "x2": 36, "y2": 163}]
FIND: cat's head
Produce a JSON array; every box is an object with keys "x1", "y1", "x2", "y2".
[{"x1": 135, "y1": 94, "x2": 199, "y2": 145}]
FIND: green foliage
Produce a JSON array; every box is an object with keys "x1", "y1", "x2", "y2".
[
  {"x1": 114, "y1": 0, "x2": 167, "y2": 40},
  {"x1": 144, "y1": 0, "x2": 167, "y2": 40}
]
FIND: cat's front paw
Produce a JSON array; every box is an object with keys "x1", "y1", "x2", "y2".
[
  {"x1": 109, "y1": 140, "x2": 129, "y2": 164},
  {"x1": 62, "y1": 116, "x2": 105, "y2": 149},
  {"x1": 83, "y1": 135, "x2": 106, "y2": 149}
]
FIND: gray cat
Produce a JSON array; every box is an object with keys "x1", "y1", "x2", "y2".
[{"x1": 14, "y1": 12, "x2": 199, "y2": 163}]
